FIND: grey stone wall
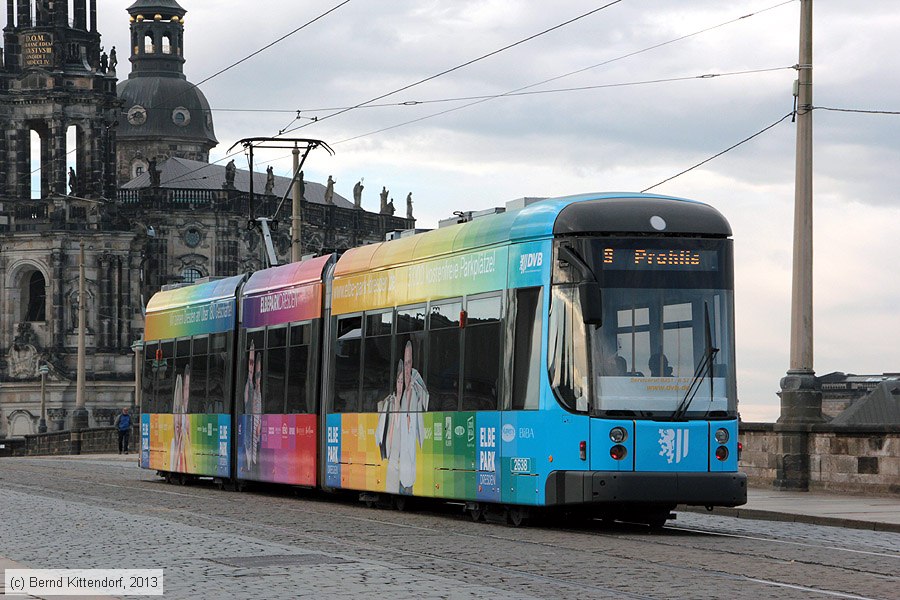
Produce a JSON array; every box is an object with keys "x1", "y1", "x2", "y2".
[
  {"x1": 1, "y1": 424, "x2": 140, "y2": 456},
  {"x1": 740, "y1": 423, "x2": 900, "y2": 495}
]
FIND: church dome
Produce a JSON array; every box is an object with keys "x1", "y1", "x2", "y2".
[
  {"x1": 117, "y1": 76, "x2": 217, "y2": 146},
  {"x1": 116, "y1": 0, "x2": 216, "y2": 148}
]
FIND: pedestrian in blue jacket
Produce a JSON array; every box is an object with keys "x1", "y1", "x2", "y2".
[{"x1": 114, "y1": 407, "x2": 132, "y2": 455}]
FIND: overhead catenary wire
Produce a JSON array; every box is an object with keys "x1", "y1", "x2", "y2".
[
  {"x1": 513, "y1": 0, "x2": 797, "y2": 95},
  {"x1": 168, "y1": 102, "x2": 899, "y2": 192},
  {"x1": 641, "y1": 111, "x2": 795, "y2": 193},
  {"x1": 639, "y1": 103, "x2": 900, "y2": 193},
  {"x1": 136, "y1": 66, "x2": 794, "y2": 115},
  {"x1": 278, "y1": 0, "x2": 627, "y2": 136},
  {"x1": 813, "y1": 106, "x2": 900, "y2": 116},
  {"x1": 333, "y1": 67, "x2": 795, "y2": 145},
  {"x1": 249, "y1": 66, "x2": 793, "y2": 169},
  {"x1": 330, "y1": 1, "x2": 799, "y2": 145}
]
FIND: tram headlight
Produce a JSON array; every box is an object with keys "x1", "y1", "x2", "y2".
[
  {"x1": 610, "y1": 445, "x2": 628, "y2": 461},
  {"x1": 715, "y1": 446, "x2": 729, "y2": 461},
  {"x1": 714, "y1": 428, "x2": 730, "y2": 444},
  {"x1": 609, "y1": 427, "x2": 628, "y2": 443}
]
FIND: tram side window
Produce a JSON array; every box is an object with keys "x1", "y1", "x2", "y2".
[
  {"x1": 334, "y1": 316, "x2": 362, "y2": 413},
  {"x1": 511, "y1": 287, "x2": 543, "y2": 410},
  {"x1": 156, "y1": 340, "x2": 175, "y2": 413},
  {"x1": 141, "y1": 341, "x2": 157, "y2": 414},
  {"x1": 242, "y1": 329, "x2": 266, "y2": 416},
  {"x1": 549, "y1": 286, "x2": 589, "y2": 412},
  {"x1": 208, "y1": 333, "x2": 230, "y2": 414},
  {"x1": 396, "y1": 306, "x2": 426, "y2": 412},
  {"x1": 461, "y1": 295, "x2": 502, "y2": 411},
  {"x1": 361, "y1": 311, "x2": 393, "y2": 413},
  {"x1": 286, "y1": 323, "x2": 311, "y2": 413},
  {"x1": 172, "y1": 338, "x2": 192, "y2": 414},
  {"x1": 266, "y1": 325, "x2": 288, "y2": 414},
  {"x1": 426, "y1": 300, "x2": 461, "y2": 412},
  {"x1": 189, "y1": 336, "x2": 208, "y2": 413}
]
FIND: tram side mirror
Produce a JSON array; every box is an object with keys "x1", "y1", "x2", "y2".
[{"x1": 578, "y1": 281, "x2": 603, "y2": 326}]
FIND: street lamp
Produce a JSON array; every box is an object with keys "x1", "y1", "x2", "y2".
[{"x1": 38, "y1": 363, "x2": 49, "y2": 433}]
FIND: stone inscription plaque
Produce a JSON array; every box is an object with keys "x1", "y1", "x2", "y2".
[{"x1": 22, "y1": 33, "x2": 54, "y2": 68}]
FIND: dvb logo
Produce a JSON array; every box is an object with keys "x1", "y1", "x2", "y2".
[{"x1": 658, "y1": 428, "x2": 689, "y2": 464}]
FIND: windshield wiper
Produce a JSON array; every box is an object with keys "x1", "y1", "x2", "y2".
[{"x1": 672, "y1": 303, "x2": 719, "y2": 420}]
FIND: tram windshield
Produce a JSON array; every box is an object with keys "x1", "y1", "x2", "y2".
[{"x1": 548, "y1": 237, "x2": 737, "y2": 419}]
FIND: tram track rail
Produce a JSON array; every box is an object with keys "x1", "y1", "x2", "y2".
[
  {"x1": 2, "y1": 459, "x2": 897, "y2": 599},
  {"x1": 5, "y1": 460, "x2": 898, "y2": 559}
]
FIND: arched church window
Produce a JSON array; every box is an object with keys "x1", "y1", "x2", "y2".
[
  {"x1": 144, "y1": 34, "x2": 155, "y2": 54},
  {"x1": 24, "y1": 271, "x2": 47, "y2": 322},
  {"x1": 182, "y1": 268, "x2": 203, "y2": 284},
  {"x1": 132, "y1": 158, "x2": 149, "y2": 180},
  {"x1": 162, "y1": 33, "x2": 172, "y2": 55}
]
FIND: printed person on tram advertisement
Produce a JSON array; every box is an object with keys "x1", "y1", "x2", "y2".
[
  {"x1": 171, "y1": 363, "x2": 191, "y2": 472},
  {"x1": 240, "y1": 341, "x2": 263, "y2": 474},
  {"x1": 251, "y1": 349, "x2": 263, "y2": 466},
  {"x1": 399, "y1": 341, "x2": 429, "y2": 495},
  {"x1": 376, "y1": 360, "x2": 405, "y2": 492}
]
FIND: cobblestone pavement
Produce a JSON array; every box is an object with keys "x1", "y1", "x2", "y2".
[{"x1": 0, "y1": 456, "x2": 897, "y2": 600}]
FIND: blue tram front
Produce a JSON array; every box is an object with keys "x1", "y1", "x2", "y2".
[{"x1": 539, "y1": 196, "x2": 746, "y2": 520}]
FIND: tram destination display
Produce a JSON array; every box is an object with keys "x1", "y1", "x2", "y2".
[{"x1": 602, "y1": 247, "x2": 719, "y2": 271}]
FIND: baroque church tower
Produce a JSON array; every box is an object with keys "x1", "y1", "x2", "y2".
[
  {"x1": 116, "y1": 0, "x2": 217, "y2": 184},
  {"x1": 0, "y1": 1, "x2": 140, "y2": 436}
]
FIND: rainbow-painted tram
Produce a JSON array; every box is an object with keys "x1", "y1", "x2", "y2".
[{"x1": 140, "y1": 193, "x2": 747, "y2": 525}]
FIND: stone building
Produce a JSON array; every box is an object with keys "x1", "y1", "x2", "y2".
[
  {"x1": 0, "y1": 0, "x2": 413, "y2": 438},
  {"x1": 119, "y1": 156, "x2": 414, "y2": 295},
  {"x1": 819, "y1": 372, "x2": 900, "y2": 419},
  {"x1": 0, "y1": 0, "x2": 138, "y2": 436}
]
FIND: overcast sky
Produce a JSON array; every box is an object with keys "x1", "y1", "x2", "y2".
[{"x1": 84, "y1": 0, "x2": 900, "y2": 421}]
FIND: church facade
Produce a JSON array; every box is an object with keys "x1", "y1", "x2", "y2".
[{"x1": 0, "y1": 0, "x2": 413, "y2": 438}]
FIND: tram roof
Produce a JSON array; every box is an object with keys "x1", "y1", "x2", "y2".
[
  {"x1": 243, "y1": 255, "x2": 331, "y2": 297},
  {"x1": 145, "y1": 274, "x2": 245, "y2": 314},
  {"x1": 334, "y1": 192, "x2": 730, "y2": 277}
]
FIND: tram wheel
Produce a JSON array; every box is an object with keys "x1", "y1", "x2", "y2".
[
  {"x1": 394, "y1": 495, "x2": 408, "y2": 512},
  {"x1": 469, "y1": 506, "x2": 484, "y2": 522},
  {"x1": 508, "y1": 507, "x2": 528, "y2": 527},
  {"x1": 644, "y1": 511, "x2": 670, "y2": 529}
]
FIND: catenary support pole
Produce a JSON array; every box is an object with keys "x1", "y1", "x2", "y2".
[{"x1": 776, "y1": 0, "x2": 823, "y2": 491}]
